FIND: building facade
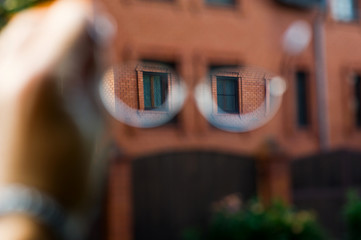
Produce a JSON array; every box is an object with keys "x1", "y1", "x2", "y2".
[{"x1": 98, "y1": 0, "x2": 361, "y2": 239}]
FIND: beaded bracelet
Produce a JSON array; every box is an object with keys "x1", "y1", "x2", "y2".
[{"x1": 0, "y1": 184, "x2": 81, "y2": 240}]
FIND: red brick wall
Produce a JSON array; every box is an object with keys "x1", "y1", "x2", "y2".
[
  {"x1": 111, "y1": 63, "x2": 267, "y2": 115},
  {"x1": 241, "y1": 70, "x2": 267, "y2": 114},
  {"x1": 107, "y1": 159, "x2": 133, "y2": 240},
  {"x1": 110, "y1": 62, "x2": 179, "y2": 111},
  {"x1": 113, "y1": 63, "x2": 139, "y2": 110},
  {"x1": 97, "y1": 0, "x2": 361, "y2": 239},
  {"x1": 209, "y1": 67, "x2": 267, "y2": 114},
  {"x1": 98, "y1": 0, "x2": 325, "y2": 156}
]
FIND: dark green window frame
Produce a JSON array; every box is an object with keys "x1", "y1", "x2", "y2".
[
  {"x1": 216, "y1": 76, "x2": 239, "y2": 114},
  {"x1": 354, "y1": 75, "x2": 361, "y2": 128},
  {"x1": 143, "y1": 72, "x2": 168, "y2": 110},
  {"x1": 296, "y1": 71, "x2": 309, "y2": 128}
]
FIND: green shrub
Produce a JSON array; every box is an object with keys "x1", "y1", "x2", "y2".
[
  {"x1": 0, "y1": 0, "x2": 51, "y2": 29},
  {"x1": 344, "y1": 190, "x2": 361, "y2": 240},
  {"x1": 183, "y1": 196, "x2": 327, "y2": 240}
]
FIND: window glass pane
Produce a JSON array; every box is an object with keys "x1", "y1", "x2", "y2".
[
  {"x1": 224, "y1": 78, "x2": 237, "y2": 95},
  {"x1": 354, "y1": 75, "x2": 361, "y2": 127},
  {"x1": 143, "y1": 74, "x2": 152, "y2": 108},
  {"x1": 331, "y1": 0, "x2": 355, "y2": 21},
  {"x1": 296, "y1": 71, "x2": 309, "y2": 127},
  {"x1": 206, "y1": 0, "x2": 235, "y2": 6},
  {"x1": 216, "y1": 77, "x2": 239, "y2": 113},
  {"x1": 217, "y1": 95, "x2": 224, "y2": 112},
  {"x1": 217, "y1": 78, "x2": 224, "y2": 94},
  {"x1": 224, "y1": 95, "x2": 237, "y2": 113},
  {"x1": 161, "y1": 75, "x2": 168, "y2": 110},
  {"x1": 153, "y1": 75, "x2": 162, "y2": 107}
]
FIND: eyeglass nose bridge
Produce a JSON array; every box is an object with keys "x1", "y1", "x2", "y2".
[{"x1": 99, "y1": 62, "x2": 286, "y2": 132}]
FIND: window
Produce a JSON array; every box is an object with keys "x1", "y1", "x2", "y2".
[
  {"x1": 331, "y1": 0, "x2": 357, "y2": 22},
  {"x1": 143, "y1": 72, "x2": 168, "y2": 110},
  {"x1": 354, "y1": 75, "x2": 361, "y2": 128},
  {"x1": 275, "y1": 0, "x2": 325, "y2": 9},
  {"x1": 216, "y1": 76, "x2": 239, "y2": 113},
  {"x1": 206, "y1": 0, "x2": 235, "y2": 6},
  {"x1": 296, "y1": 71, "x2": 309, "y2": 127}
]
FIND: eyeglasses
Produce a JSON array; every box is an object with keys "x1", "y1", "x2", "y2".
[{"x1": 99, "y1": 61, "x2": 286, "y2": 132}]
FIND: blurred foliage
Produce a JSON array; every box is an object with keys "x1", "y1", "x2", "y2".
[
  {"x1": 344, "y1": 190, "x2": 361, "y2": 240},
  {"x1": 183, "y1": 197, "x2": 327, "y2": 240},
  {"x1": 182, "y1": 228, "x2": 203, "y2": 240},
  {"x1": 0, "y1": 0, "x2": 51, "y2": 29}
]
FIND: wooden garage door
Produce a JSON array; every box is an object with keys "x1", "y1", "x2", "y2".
[
  {"x1": 292, "y1": 150, "x2": 361, "y2": 239},
  {"x1": 132, "y1": 151, "x2": 257, "y2": 240}
]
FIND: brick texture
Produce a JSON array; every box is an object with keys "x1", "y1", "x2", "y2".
[
  {"x1": 107, "y1": 64, "x2": 267, "y2": 115},
  {"x1": 97, "y1": 0, "x2": 361, "y2": 239}
]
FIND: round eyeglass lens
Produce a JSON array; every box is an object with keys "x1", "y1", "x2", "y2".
[
  {"x1": 195, "y1": 66, "x2": 286, "y2": 132},
  {"x1": 99, "y1": 61, "x2": 187, "y2": 128}
]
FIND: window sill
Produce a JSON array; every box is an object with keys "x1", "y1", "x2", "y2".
[
  {"x1": 214, "y1": 112, "x2": 240, "y2": 115},
  {"x1": 198, "y1": 0, "x2": 243, "y2": 16},
  {"x1": 332, "y1": 19, "x2": 359, "y2": 25},
  {"x1": 205, "y1": 2, "x2": 236, "y2": 8},
  {"x1": 139, "y1": 109, "x2": 170, "y2": 114},
  {"x1": 326, "y1": 15, "x2": 361, "y2": 27}
]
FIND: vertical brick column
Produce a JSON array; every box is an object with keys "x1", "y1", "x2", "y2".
[
  {"x1": 211, "y1": 75, "x2": 218, "y2": 113},
  {"x1": 107, "y1": 156, "x2": 133, "y2": 240},
  {"x1": 255, "y1": 140, "x2": 291, "y2": 205},
  {"x1": 265, "y1": 77, "x2": 270, "y2": 115},
  {"x1": 178, "y1": 51, "x2": 195, "y2": 136},
  {"x1": 193, "y1": 53, "x2": 209, "y2": 135},
  {"x1": 136, "y1": 69, "x2": 145, "y2": 110},
  {"x1": 238, "y1": 75, "x2": 243, "y2": 114}
]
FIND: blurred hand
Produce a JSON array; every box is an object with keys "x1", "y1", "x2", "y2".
[{"x1": 0, "y1": 1, "x2": 102, "y2": 239}]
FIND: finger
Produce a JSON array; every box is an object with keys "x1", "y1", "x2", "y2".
[{"x1": 0, "y1": 0, "x2": 91, "y2": 102}]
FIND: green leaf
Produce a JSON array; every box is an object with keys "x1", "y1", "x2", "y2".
[{"x1": 0, "y1": 0, "x2": 51, "y2": 30}]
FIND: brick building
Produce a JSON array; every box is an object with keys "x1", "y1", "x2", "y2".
[
  {"x1": 97, "y1": 0, "x2": 361, "y2": 239},
  {"x1": 102, "y1": 63, "x2": 270, "y2": 128}
]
